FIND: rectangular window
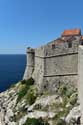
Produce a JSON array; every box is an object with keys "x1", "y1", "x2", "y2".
[
  {"x1": 81, "y1": 41, "x2": 83, "y2": 45},
  {"x1": 52, "y1": 44, "x2": 55, "y2": 49},
  {"x1": 68, "y1": 42, "x2": 72, "y2": 48}
]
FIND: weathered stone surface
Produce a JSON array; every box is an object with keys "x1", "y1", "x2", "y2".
[
  {"x1": 78, "y1": 45, "x2": 83, "y2": 124},
  {"x1": 65, "y1": 106, "x2": 81, "y2": 124},
  {"x1": 23, "y1": 33, "x2": 81, "y2": 93},
  {"x1": 0, "y1": 81, "x2": 80, "y2": 125},
  {"x1": 0, "y1": 30, "x2": 83, "y2": 125}
]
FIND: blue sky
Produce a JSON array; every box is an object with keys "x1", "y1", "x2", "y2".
[{"x1": 0, "y1": 0, "x2": 83, "y2": 54}]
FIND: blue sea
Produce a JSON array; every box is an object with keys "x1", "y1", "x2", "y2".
[{"x1": 0, "y1": 55, "x2": 26, "y2": 92}]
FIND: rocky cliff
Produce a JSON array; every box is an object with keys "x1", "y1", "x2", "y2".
[{"x1": 0, "y1": 78, "x2": 81, "y2": 125}]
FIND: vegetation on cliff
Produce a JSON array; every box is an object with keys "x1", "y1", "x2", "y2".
[
  {"x1": 51, "y1": 83, "x2": 78, "y2": 125},
  {"x1": 17, "y1": 78, "x2": 37, "y2": 104},
  {"x1": 0, "y1": 78, "x2": 80, "y2": 125},
  {"x1": 23, "y1": 118, "x2": 49, "y2": 125}
]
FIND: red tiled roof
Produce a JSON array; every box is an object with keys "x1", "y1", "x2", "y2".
[{"x1": 62, "y1": 29, "x2": 81, "y2": 37}]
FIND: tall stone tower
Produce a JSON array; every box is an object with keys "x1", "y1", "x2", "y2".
[{"x1": 23, "y1": 47, "x2": 35, "y2": 80}]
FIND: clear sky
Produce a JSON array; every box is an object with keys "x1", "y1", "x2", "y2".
[{"x1": 0, "y1": 0, "x2": 83, "y2": 54}]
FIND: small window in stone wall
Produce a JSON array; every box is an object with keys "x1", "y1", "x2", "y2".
[
  {"x1": 68, "y1": 41, "x2": 72, "y2": 48},
  {"x1": 52, "y1": 44, "x2": 55, "y2": 49},
  {"x1": 81, "y1": 41, "x2": 83, "y2": 45}
]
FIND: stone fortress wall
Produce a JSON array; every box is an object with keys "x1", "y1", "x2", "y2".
[
  {"x1": 43, "y1": 37, "x2": 79, "y2": 91},
  {"x1": 23, "y1": 29, "x2": 83, "y2": 92},
  {"x1": 78, "y1": 45, "x2": 83, "y2": 124},
  {"x1": 23, "y1": 29, "x2": 83, "y2": 124}
]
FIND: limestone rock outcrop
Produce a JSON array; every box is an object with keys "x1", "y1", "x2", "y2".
[{"x1": 0, "y1": 79, "x2": 80, "y2": 125}]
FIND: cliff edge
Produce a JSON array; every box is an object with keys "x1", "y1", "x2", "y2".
[{"x1": 0, "y1": 78, "x2": 80, "y2": 125}]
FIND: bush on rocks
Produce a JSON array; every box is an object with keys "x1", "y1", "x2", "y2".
[
  {"x1": 22, "y1": 118, "x2": 49, "y2": 125},
  {"x1": 21, "y1": 77, "x2": 34, "y2": 86},
  {"x1": 17, "y1": 78, "x2": 35, "y2": 103}
]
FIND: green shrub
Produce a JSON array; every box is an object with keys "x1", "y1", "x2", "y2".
[
  {"x1": 17, "y1": 85, "x2": 28, "y2": 103},
  {"x1": 21, "y1": 80, "x2": 26, "y2": 84},
  {"x1": 58, "y1": 84, "x2": 77, "y2": 98},
  {"x1": 26, "y1": 77, "x2": 34, "y2": 86},
  {"x1": 22, "y1": 118, "x2": 49, "y2": 125},
  {"x1": 17, "y1": 78, "x2": 35, "y2": 103},
  {"x1": 69, "y1": 93, "x2": 78, "y2": 106},
  {"x1": 26, "y1": 89, "x2": 37, "y2": 105},
  {"x1": 55, "y1": 119, "x2": 66, "y2": 125},
  {"x1": 59, "y1": 85, "x2": 67, "y2": 96},
  {"x1": 21, "y1": 77, "x2": 34, "y2": 86}
]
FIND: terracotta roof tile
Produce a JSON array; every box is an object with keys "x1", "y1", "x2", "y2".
[{"x1": 62, "y1": 29, "x2": 81, "y2": 37}]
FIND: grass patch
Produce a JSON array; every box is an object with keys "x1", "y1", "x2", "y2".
[{"x1": 22, "y1": 118, "x2": 49, "y2": 125}]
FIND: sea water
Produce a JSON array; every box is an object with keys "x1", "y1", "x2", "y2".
[{"x1": 0, "y1": 54, "x2": 26, "y2": 92}]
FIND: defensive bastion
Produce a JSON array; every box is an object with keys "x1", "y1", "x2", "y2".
[
  {"x1": 23, "y1": 29, "x2": 83, "y2": 92},
  {"x1": 23, "y1": 28, "x2": 83, "y2": 124}
]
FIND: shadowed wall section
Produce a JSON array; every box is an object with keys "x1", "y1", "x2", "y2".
[{"x1": 78, "y1": 45, "x2": 83, "y2": 124}]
